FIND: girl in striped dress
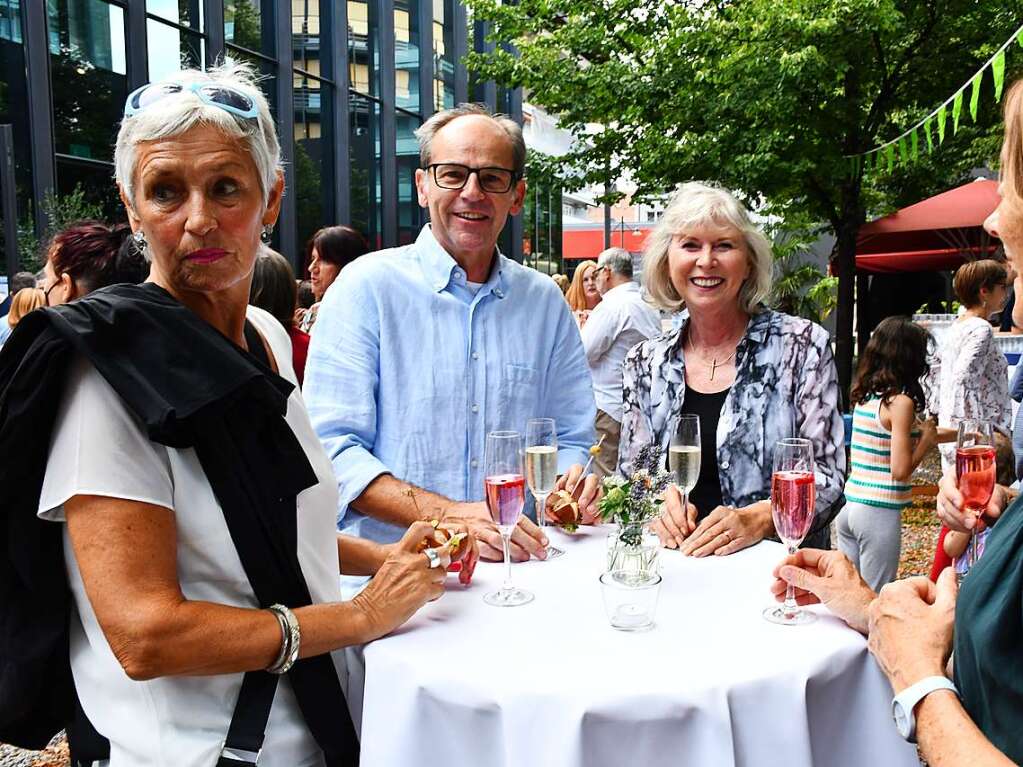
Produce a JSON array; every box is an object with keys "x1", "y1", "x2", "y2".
[{"x1": 837, "y1": 317, "x2": 941, "y2": 590}]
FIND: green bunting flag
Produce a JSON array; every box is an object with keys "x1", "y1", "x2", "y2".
[
  {"x1": 953, "y1": 90, "x2": 964, "y2": 133},
  {"x1": 885, "y1": 143, "x2": 895, "y2": 172},
  {"x1": 970, "y1": 71, "x2": 983, "y2": 121},
  {"x1": 925, "y1": 118, "x2": 934, "y2": 151},
  {"x1": 899, "y1": 136, "x2": 909, "y2": 164},
  {"x1": 994, "y1": 49, "x2": 1006, "y2": 102},
  {"x1": 911, "y1": 129, "x2": 919, "y2": 160},
  {"x1": 937, "y1": 104, "x2": 947, "y2": 144}
]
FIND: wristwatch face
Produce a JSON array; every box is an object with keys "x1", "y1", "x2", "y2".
[{"x1": 892, "y1": 699, "x2": 912, "y2": 739}]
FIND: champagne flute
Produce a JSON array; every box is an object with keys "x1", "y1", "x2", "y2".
[
  {"x1": 669, "y1": 415, "x2": 701, "y2": 521},
  {"x1": 526, "y1": 418, "x2": 564, "y2": 559},
  {"x1": 483, "y1": 431, "x2": 534, "y2": 607},
  {"x1": 763, "y1": 438, "x2": 817, "y2": 626},
  {"x1": 955, "y1": 420, "x2": 996, "y2": 577}
]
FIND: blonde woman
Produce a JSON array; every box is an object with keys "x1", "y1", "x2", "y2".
[
  {"x1": 565, "y1": 260, "x2": 601, "y2": 325},
  {"x1": 6, "y1": 288, "x2": 45, "y2": 333},
  {"x1": 619, "y1": 181, "x2": 845, "y2": 556}
]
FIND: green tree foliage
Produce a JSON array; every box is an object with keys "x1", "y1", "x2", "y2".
[
  {"x1": 466, "y1": 0, "x2": 1023, "y2": 401},
  {"x1": 17, "y1": 185, "x2": 105, "y2": 273}
]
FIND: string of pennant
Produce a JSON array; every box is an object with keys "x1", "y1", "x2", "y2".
[{"x1": 847, "y1": 22, "x2": 1023, "y2": 177}]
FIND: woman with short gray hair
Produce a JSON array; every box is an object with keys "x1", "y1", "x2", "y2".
[
  {"x1": 1, "y1": 63, "x2": 477, "y2": 766},
  {"x1": 619, "y1": 181, "x2": 845, "y2": 557}
]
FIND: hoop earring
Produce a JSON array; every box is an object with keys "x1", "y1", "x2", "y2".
[{"x1": 260, "y1": 224, "x2": 274, "y2": 244}]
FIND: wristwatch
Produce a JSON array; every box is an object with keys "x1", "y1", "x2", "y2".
[{"x1": 891, "y1": 676, "x2": 959, "y2": 742}]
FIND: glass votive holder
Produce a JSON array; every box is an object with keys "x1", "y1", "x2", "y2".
[{"x1": 599, "y1": 571, "x2": 662, "y2": 631}]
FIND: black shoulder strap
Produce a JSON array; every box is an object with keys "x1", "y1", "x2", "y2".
[{"x1": 215, "y1": 672, "x2": 279, "y2": 766}]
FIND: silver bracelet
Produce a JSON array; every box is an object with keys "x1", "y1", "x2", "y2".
[
  {"x1": 266, "y1": 604, "x2": 301, "y2": 675},
  {"x1": 266, "y1": 607, "x2": 290, "y2": 673}
]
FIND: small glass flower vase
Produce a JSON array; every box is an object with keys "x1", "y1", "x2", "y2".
[{"x1": 606, "y1": 522, "x2": 659, "y2": 583}]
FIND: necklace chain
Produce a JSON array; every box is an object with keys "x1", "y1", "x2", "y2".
[{"x1": 685, "y1": 332, "x2": 741, "y2": 381}]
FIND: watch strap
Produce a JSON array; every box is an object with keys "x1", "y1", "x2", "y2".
[{"x1": 892, "y1": 675, "x2": 958, "y2": 742}]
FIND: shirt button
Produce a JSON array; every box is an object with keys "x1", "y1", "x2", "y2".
[
  {"x1": 472, "y1": 352, "x2": 479, "y2": 360},
  {"x1": 720, "y1": 460, "x2": 730, "y2": 470},
  {"x1": 495, "y1": 289, "x2": 504, "y2": 298},
  {"x1": 471, "y1": 404, "x2": 479, "y2": 413},
  {"x1": 471, "y1": 459, "x2": 478, "y2": 468}
]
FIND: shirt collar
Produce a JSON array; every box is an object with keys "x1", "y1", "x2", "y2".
[
  {"x1": 416, "y1": 224, "x2": 507, "y2": 298},
  {"x1": 603, "y1": 281, "x2": 639, "y2": 299}
]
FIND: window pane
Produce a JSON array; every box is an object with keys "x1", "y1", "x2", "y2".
[
  {"x1": 348, "y1": 0, "x2": 377, "y2": 98},
  {"x1": 293, "y1": 0, "x2": 323, "y2": 78},
  {"x1": 396, "y1": 111, "x2": 422, "y2": 245},
  {"x1": 294, "y1": 71, "x2": 335, "y2": 258},
  {"x1": 48, "y1": 0, "x2": 127, "y2": 163},
  {"x1": 432, "y1": 0, "x2": 454, "y2": 110},
  {"x1": 394, "y1": 0, "x2": 419, "y2": 113},
  {"x1": 0, "y1": 0, "x2": 34, "y2": 266},
  {"x1": 349, "y1": 92, "x2": 381, "y2": 249},
  {"x1": 146, "y1": 0, "x2": 203, "y2": 31},
  {"x1": 225, "y1": 0, "x2": 273, "y2": 56},
  {"x1": 56, "y1": 157, "x2": 125, "y2": 224},
  {"x1": 0, "y1": 0, "x2": 23, "y2": 42},
  {"x1": 147, "y1": 19, "x2": 204, "y2": 83}
]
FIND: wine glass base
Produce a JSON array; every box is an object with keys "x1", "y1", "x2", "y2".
[
  {"x1": 544, "y1": 544, "x2": 565, "y2": 559},
  {"x1": 762, "y1": 605, "x2": 817, "y2": 626},
  {"x1": 484, "y1": 587, "x2": 534, "y2": 607}
]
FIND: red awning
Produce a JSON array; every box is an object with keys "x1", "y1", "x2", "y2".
[
  {"x1": 563, "y1": 225, "x2": 653, "y2": 260},
  {"x1": 855, "y1": 179, "x2": 1001, "y2": 273}
]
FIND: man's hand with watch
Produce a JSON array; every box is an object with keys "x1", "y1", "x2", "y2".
[
  {"x1": 891, "y1": 675, "x2": 959, "y2": 742},
  {"x1": 867, "y1": 568, "x2": 959, "y2": 742}
]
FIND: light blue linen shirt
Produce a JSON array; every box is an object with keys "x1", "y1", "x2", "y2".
[{"x1": 303, "y1": 224, "x2": 596, "y2": 545}]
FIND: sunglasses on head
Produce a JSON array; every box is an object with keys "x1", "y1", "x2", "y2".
[{"x1": 124, "y1": 81, "x2": 259, "y2": 119}]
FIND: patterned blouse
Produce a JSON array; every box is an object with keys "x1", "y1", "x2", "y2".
[
  {"x1": 936, "y1": 317, "x2": 1010, "y2": 472},
  {"x1": 619, "y1": 308, "x2": 846, "y2": 549}
]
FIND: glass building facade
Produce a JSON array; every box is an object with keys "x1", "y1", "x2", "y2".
[{"x1": 0, "y1": 0, "x2": 523, "y2": 276}]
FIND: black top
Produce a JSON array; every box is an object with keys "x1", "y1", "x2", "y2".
[{"x1": 679, "y1": 385, "x2": 730, "y2": 520}]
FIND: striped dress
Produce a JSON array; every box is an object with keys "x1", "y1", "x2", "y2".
[{"x1": 845, "y1": 398, "x2": 912, "y2": 510}]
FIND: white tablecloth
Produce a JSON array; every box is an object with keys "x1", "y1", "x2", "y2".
[{"x1": 346, "y1": 526, "x2": 919, "y2": 767}]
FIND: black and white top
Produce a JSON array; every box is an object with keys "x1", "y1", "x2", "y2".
[{"x1": 619, "y1": 309, "x2": 846, "y2": 548}]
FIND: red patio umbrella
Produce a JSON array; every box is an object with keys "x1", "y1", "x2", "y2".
[{"x1": 856, "y1": 179, "x2": 1001, "y2": 273}]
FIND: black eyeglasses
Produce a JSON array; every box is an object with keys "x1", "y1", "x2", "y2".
[{"x1": 426, "y1": 163, "x2": 520, "y2": 194}]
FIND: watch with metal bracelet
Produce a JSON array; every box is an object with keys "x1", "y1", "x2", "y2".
[{"x1": 891, "y1": 675, "x2": 959, "y2": 742}]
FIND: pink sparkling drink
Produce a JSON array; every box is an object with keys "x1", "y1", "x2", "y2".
[
  {"x1": 485, "y1": 473, "x2": 526, "y2": 531},
  {"x1": 771, "y1": 471, "x2": 815, "y2": 546}
]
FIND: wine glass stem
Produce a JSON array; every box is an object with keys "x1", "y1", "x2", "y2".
[
  {"x1": 969, "y1": 527, "x2": 979, "y2": 570},
  {"x1": 502, "y1": 532, "x2": 514, "y2": 592},
  {"x1": 536, "y1": 492, "x2": 549, "y2": 530},
  {"x1": 784, "y1": 545, "x2": 799, "y2": 614}
]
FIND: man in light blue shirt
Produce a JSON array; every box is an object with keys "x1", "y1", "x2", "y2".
[{"x1": 304, "y1": 104, "x2": 600, "y2": 562}]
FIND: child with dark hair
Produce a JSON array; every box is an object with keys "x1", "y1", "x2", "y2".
[{"x1": 837, "y1": 316, "x2": 949, "y2": 590}]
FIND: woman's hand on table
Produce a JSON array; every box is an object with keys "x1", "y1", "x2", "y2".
[
  {"x1": 678, "y1": 502, "x2": 772, "y2": 557},
  {"x1": 551, "y1": 464, "x2": 602, "y2": 524},
  {"x1": 936, "y1": 472, "x2": 1009, "y2": 533},
  {"x1": 771, "y1": 548, "x2": 876, "y2": 634},
  {"x1": 867, "y1": 569, "x2": 956, "y2": 693},
  {"x1": 352, "y1": 521, "x2": 451, "y2": 641},
  {"x1": 651, "y1": 485, "x2": 698, "y2": 548},
  {"x1": 434, "y1": 519, "x2": 479, "y2": 586},
  {"x1": 447, "y1": 501, "x2": 548, "y2": 562}
]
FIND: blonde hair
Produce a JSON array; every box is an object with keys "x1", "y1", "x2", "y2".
[
  {"x1": 8, "y1": 288, "x2": 45, "y2": 327},
  {"x1": 566, "y1": 260, "x2": 598, "y2": 311},
  {"x1": 1001, "y1": 81, "x2": 1023, "y2": 213},
  {"x1": 114, "y1": 61, "x2": 282, "y2": 207},
  {"x1": 642, "y1": 182, "x2": 773, "y2": 313}
]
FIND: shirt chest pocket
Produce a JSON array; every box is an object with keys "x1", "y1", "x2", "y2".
[{"x1": 497, "y1": 363, "x2": 540, "y2": 430}]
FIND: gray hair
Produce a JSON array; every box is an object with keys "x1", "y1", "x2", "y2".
[
  {"x1": 414, "y1": 103, "x2": 526, "y2": 176},
  {"x1": 597, "y1": 247, "x2": 633, "y2": 278},
  {"x1": 114, "y1": 61, "x2": 282, "y2": 207},
  {"x1": 642, "y1": 181, "x2": 773, "y2": 314}
]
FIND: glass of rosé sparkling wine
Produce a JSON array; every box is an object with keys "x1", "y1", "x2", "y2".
[
  {"x1": 483, "y1": 431, "x2": 534, "y2": 607},
  {"x1": 763, "y1": 438, "x2": 818, "y2": 626},
  {"x1": 956, "y1": 420, "x2": 996, "y2": 579}
]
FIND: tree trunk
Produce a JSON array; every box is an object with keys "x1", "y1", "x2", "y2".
[
  {"x1": 856, "y1": 271, "x2": 870, "y2": 357},
  {"x1": 833, "y1": 190, "x2": 865, "y2": 411}
]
